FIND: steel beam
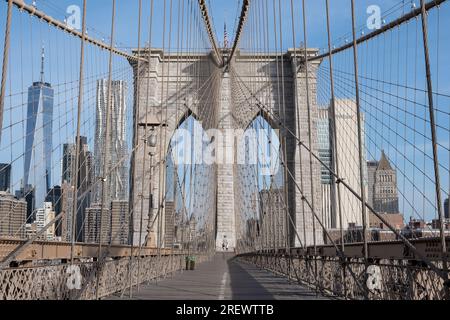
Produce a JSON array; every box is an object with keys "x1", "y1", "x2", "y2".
[{"x1": 0, "y1": 238, "x2": 183, "y2": 263}]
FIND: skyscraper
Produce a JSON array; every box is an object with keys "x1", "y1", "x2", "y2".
[
  {"x1": 46, "y1": 186, "x2": 62, "y2": 237},
  {"x1": 366, "y1": 161, "x2": 378, "y2": 208},
  {"x1": 0, "y1": 163, "x2": 11, "y2": 192},
  {"x1": 23, "y1": 47, "x2": 54, "y2": 211},
  {"x1": 94, "y1": 80, "x2": 128, "y2": 203},
  {"x1": 35, "y1": 202, "x2": 55, "y2": 241},
  {"x1": 61, "y1": 137, "x2": 93, "y2": 242},
  {"x1": 62, "y1": 143, "x2": 76, "y2": 184},
  {"x1": 317, "y1": 100, "x2": 367, "y2": 230},
  {"x1": 15, "y1": 185, "x2": 35, "y2": 223},
  {"x1": 84, "y1": 204, "x2": 110, "y2": 244},
  {"x1": 60, "y1": 182, "x2": 74, "y2": 241},
  {"x1": 317, "y1": 109, "x2": 333, "y2": 229},
  {"x1": 111, "y1": 200, "x2": 129, "y2": 245},
  {"x1": 0, "y1": 191, "x2": 26, "y2": 239},
  {"x1": 367, "y1": 152, "x2": 404, "y2": 230},
  {"x1": 164, "y1": 200, "x2": 175, "y2": 248},
  {"x1": 368, "y1": 151, "x2": 400, "y2": 214}
]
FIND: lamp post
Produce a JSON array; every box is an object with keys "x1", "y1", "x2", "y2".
[
  {"x1": 136, "y1": 127, "x2": 158, "y2": 292},
  {"x1": 146, "y1": 130, "x2": 157, "y2": 247}
]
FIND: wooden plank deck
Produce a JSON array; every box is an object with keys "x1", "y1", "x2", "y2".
[{"x1": 108, "y1": 253, "x2": 328, "y2": 300}]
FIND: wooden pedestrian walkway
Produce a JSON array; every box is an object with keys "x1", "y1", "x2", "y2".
[{"x1": 108, "y1": 253, "x2": 328, "y2": 300}]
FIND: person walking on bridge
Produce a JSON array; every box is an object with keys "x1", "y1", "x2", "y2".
[{"x1": 222, "y1": 236, "x2": 228, "y2": 251}]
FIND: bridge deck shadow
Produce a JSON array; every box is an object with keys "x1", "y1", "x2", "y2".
[{"x1": 108, "y1": 253, "x2": 328, "y2": 300}]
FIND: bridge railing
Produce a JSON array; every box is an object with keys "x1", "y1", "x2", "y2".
[
  {"x1": 0, "y1": 252, "x2": 210, "y2": 300},
  {"x1": 232, "y1": 0, "x2": 450, "y2": 300},
  {"x1": 0, "y1": 0, "x2": 218, "y2": 300},
  {"x1": 238, "y1": 249, "x2": 449, "y2": 300}
]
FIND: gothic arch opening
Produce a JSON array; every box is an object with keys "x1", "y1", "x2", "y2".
[
  {"x1": 235, "y1": 114, "x2": 288, "y2": 252},
  {"x1": 163, "y1": 114, "x2": 216, "y2": 252}
]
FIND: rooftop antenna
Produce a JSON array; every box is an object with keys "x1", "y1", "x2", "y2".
[{"x1": 40, "y1": 45, "x2": 45, "y2": 83}]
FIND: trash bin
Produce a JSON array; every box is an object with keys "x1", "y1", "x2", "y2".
[{"x1": 185, "y1": 256, "x2": 196, "y2": 270}]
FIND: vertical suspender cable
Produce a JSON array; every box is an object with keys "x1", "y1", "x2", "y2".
[
  {"x1": 70, "y1": 0, "x2": 87, "y2": 264},
  {"x1": 155, "y1": 0, "x2": 167, "y2": 274},
  {"x1": 172, "y1": 0, "x2": 183, "y2": 277},
  {"x1": 127, "y1": 0, "x2": 143, "y2": 298},
  {"x1": 133, "y1": 0, "x2": 155, "y2": 292},
  {"x1": 142, "y1": 0, "x2": 155, "y2": 249},
  {"x1": 419, "y1": 0, "x2": 448, "y2": 288},
  {"x1": 301, "y1": 0, "x2": 318, "y2": 291},
  {"x1": 96, "y1": 0, "x2": 116, "y2": 300},
  {"x1": 350, "y1": 0, "x2": 369, "y2": 298},
  {"x1": 326, "y1": 0, "x2": 347, "y2": 298},
  {"x1": 160, "y1": 0, "x2": 174, "y2": 268},
  {"x1": 271, "y1": 0, "x2": 279, "y2": 252},
  {"x1": 0, "y1": 0, "x2": 13, "y2": 144},
  {"x1": 288, "y1": 0, "x2": 307, "y2": 249},
  {"x1": 277, "y1": 0, "x2": 291, "y2": 256},
  {"x1": 325, "y1": 0, "x2": 345, "y2": 252}
]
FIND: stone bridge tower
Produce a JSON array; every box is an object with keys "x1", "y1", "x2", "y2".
[{"x1": 130, "y1": 48, "x2": 323, "y2": 251}]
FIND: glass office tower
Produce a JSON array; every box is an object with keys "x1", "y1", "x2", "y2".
[
  {"x1": 23, "y1": 48, "x2": 54, "y2": 213},
  {"x1": 94, "y1": 79, "x2": 128, "y2": 203}
]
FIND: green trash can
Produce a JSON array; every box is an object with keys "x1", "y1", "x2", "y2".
[{"x1": 185, "y1": 256, "x2": 196, "y2": 270}]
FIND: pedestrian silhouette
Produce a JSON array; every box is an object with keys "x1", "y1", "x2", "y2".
[{"x1": 222, "y1": 236, "x2": 228, "y2": 251}]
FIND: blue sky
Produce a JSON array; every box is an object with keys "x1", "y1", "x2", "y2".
[
  {"x1": 3, "y1": 0, "x2": 444, "y2": 51},
  {"x1": 0, "y1": 0, "x2": 449, "y2": 223}
]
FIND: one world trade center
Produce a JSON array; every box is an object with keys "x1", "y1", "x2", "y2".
[{"x1": 23, "y1": 47, "x2": 54, "y2": 213}]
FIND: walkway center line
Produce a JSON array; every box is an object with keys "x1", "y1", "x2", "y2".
[{"x1": 218, "y1": 271, "x2": 228, "y2": 300}]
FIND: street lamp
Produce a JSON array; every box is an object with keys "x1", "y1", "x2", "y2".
[
  {"x1": 147, "y1": 133, "x2": 157, "y2": 148},
  {"x1": 146, "y1": 131, "x2": 157, "y2": 248},
  {"x1": 138, "y1": 116, "x2": 166, "y2": 248}
]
